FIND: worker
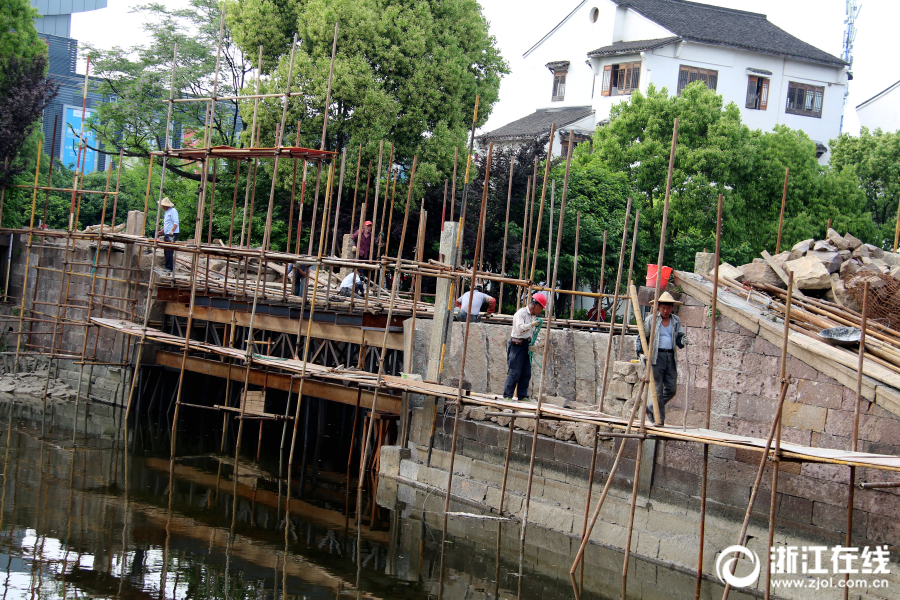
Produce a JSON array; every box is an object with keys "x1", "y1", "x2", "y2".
[
  {"x1": 339, "y1": 270, "x2": 365, "y2": 298},
  {"x1": 351, "y1": 221, "x2": 373, "y2": 259},
  {"x1": 586, "y1": 298, "x2": 606, "y2": 323},
  {"x1": 289, "y1": 262, "x2": 308, "y2": 301},
  {"x1": 156, "y1": 197, "x2": 179, "y2": 272},
  {"x1": 634, "y1": 291, "x2": 687, "y2": 426},
  {"x1": 502, "y1": 292, "x2": 546, "y2": 402},
  {"x1": 455, "y1": 283, "x2": 496, "y2": 322}
]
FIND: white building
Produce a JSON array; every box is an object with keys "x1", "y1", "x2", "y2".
[
  {"x1": 482, "y1": 0, "x2": 850, "y2": 162},
  {"x1": 856, "y1": 80, "x2": 900, "y2": 133}
]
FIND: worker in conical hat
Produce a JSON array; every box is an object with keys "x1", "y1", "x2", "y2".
[
  {"x1": 634, "y1": 291, "x2": 687, "y2": 426},
  {"x1": 156, "y1": 197, "x2": 179, "y2": 272}
]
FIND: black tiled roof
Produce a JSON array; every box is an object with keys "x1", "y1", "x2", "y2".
[
  {"x1": 481, "y1": 107, "x2": 595, "y2": 142},
  {"x1": 545, "y1": 60, "x2": 571, "y2": 71},
  {"x1": 612, "y1": 0, "x2": 847, "y2": 67},
  {"x1": 587, "y1": 36, "x2": 681, "y2": 57}
]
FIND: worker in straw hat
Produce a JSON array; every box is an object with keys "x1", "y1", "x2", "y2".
[
  {"x1": 503, "y1": 292, "x2": 546, "y2": 402},
  {"x1": 156, "y1": 197, "x2": 179, "y2": 272},
  {"x1": 635, "y1": 291, "x2": 687, "y2": 426}
]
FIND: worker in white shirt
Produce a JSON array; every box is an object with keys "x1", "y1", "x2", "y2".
[
  {"x1": 502, "y1": 292, "x2": 546, "y2": 402},
  {"x1": 338, "y1": 270, "x2": 365, "y2": 298},
  {"x1": 455, "y1": 283, "x2": 496, "y2": 322},
  {"x1": 156, "y1": 197, "x2": 179, "y2": 272}
]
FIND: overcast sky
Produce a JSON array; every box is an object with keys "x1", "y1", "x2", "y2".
[{"x1": 72, "y1": 0, "x2": 900, "y2": 137}]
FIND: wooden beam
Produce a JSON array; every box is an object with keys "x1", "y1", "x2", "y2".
[
  {"x1": 164, "y1": 302, "x2": 405, "y2": 350},
  {"x1": 155, "y1": 350, "x2": 401, "y2": 413},
  {"x1": 761, "y1": 250, "x2": 805, "y2": 297}
]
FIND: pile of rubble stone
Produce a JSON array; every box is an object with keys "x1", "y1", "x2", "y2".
[{"x1": 718, "y1": 228, "x2": 900, "y2": 312}]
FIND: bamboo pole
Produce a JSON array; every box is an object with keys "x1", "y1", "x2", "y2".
[
  {"x1": 569, "y1": 211, "x2": 580, "y2": 319},
  {"x1": 775, "y1": 167, "x2": 789, "y2": 254},
  {"x1": 349, "y1": 145, "x2": 362, "y2": 239},
  {"x1": 384, "y1": 169, "x2": 398, "y2": 258},
  {"x1": 449, "y1": 147, "x2": 458, "y2": 223},
  {"x1": 286, "y1": 126, "x2": 302, "y2": 253},
  {"x1": 595, "y1": 231, "x2": 607, "y2": 326},
  {"x1": 499, "y1": 157, "x2": 515, "y2": 315},
  {"x1": 519, "y1": 132, "x2": 574, "y2": 577},
  {"x1": 330, "y1": 147, "x2": 347, "y2": 257},
  {"x1": 395, "y1": 157, "x2": 418, "y2": 260},
  {"x1": 12, "y1": 140, "x2": 43, "y2": 373},
  {"x1": 843, "y1": 280, "x2": 868, "y2": 599},
  {"x1": 721, "y1": 272, "x2": 794, "y2": 600},
  {"x1": 370, "y1": 141, "x2": 384, "y2": 263},
  {"x1": 894, "y1": 195, "x2": 900, "y2": 253},
  {"x1": 617, "y1": 207, "x2": 639, "y2": 359},
  {"x1": 528, "y1": 125, "x2": 556, "y2": 284},
  {"x1": 377, "y1": 143, "x2": 393, "y2": 261},
  {"x1": 437, "y1": 141, "x2": 492, "y2": 600},
  {"x1": 294, "y1": 159, "x2": 308, "y2": 255},
  {"x1": 456, "y1": 96, "x2": 480, "y2": 257},
  {"x1": 516, "y1": 176, "x2": 532, "y2": 312},
  {"x1": 695, "y1": 193, "x2": 722, "y2": 600}
]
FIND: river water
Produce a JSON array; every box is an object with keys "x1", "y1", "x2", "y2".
[{"x1": 0, "y1": 397, "x2": 754, "y2": 600}]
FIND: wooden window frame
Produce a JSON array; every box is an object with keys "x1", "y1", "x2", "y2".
[
  {"x1": 745, "y1": 75, "x2": 769, "y2": 110},
  {"x1": 677, "y1": 65, "x2": 718, "y2": 95},
  {"x1": 785, "y1": 81, "x2": 824, "y2": 118},
  {"x1": 600, "y1": 62, "x2": 640, "y2": 97},
  {"x1": 552, "y1": 71, "x2": 567, "y2": 102}
]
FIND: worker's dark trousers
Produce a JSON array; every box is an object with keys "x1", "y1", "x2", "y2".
[
  {"x1": 651, "y1": 350, "x2": 678, "y2": 424},
  {"x1": 163, "y1": 232, "x2": 179, "y2": 271},
  {"x1": 503, "y1": 342, "x2": 531, "y2": 400},
  {"x1": 456, "y1": 311, "x2": 481, "y2": 322}
]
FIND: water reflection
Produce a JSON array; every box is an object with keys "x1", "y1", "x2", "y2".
[{"x1": 0, "y1": 398, "x2": 753, "y2": 600}]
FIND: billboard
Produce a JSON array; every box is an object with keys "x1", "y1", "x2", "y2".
[{"x1": 62, "y1": 106, "x2": 98, "y2": 173}]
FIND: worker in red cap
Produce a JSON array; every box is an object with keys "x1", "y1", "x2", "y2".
[
  {"x1": 352, "y1": 221, "x2": 373, "y2": 259},
  {"x1": 503, "y1": 292, "x2": 546, "y2": 402}
]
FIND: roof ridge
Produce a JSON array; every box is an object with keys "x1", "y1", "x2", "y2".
[{"x1": 617, "y1": 0, "x2": 766, "y2": 20}]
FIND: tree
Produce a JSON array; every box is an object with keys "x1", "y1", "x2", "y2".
[
  {"x1": 830, "y1": 127, "x2": 900, "y2": 247},
  {"x1": 226, "y1": 0, "x2": 508, "y2": 187},
  {"x1": 0, "y1": 0, "x2": 58, "y2": 188},
  {"x1": 84, "y1": 0, "x2": 255, "y2": 180},
  {"x1": 0, "y1": 54, "x2": 59, "y2": 188},
  {"x1": 588, "y1": 82, "x2": 876, "y2": 278}
]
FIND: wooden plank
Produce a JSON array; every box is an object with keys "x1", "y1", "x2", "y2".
[
  {"x1": 155, "y1": 351, "x2": 401, "y2": 413},
  {"x1": 164, "y1": 303, "x2": 405, "y2": 350},
  {"x1": 761, "y1": 250, "x2": 805, "y2": 297}
]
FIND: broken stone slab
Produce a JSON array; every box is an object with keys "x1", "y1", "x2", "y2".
[
  {"x1": 840, "y1": 259, "x2": 861, "y2": 277},
  {"x1": 882, "y1": 252, "x2": 900, "y2": 267},
  {"x1": 573, "y1": 423, "x2": 596, "y2": 447},
  {"x1": 784, "y1": 256, "x2": 832, "y2": 290},
  {"x1": 805, "y1": 250, "x2": 842, "y2": 274},
  {"x1": 606, "y1": 379, "x2": 633, "y2": 401},
  {"x1": 839, "y1": 250, "x2": 851, "y2": 260},
  {"x1": 770, "y1": 251, "x2": 792, "y2": 268},
  {"x1": 612, "y1": 361, "x2": 637, "y2": 377},
  {"x1": 791, "y1": 239, "x2": 814, "y2": 255},
  {"x1": 830, "y1": 278, "x2": 860, "y2": 311},
  {"x1": 843, "y1": 232, "x2": 863, "y2": 250},
  {"x1": 738, "y1": 261, "x2": 784, "y2": 288},
  {"x1": 866, "y1": 244, "x2": 884, "y2": 258},
  {"x1": 541, "y1": 395, "x2": 569, "y2": 408},
  {"x1": 826, "y1": 228, "x2": 850, "y2": 251},
  {"x1": 851, "y1": 245, "x2": 869, "y2": 260},
  {"x1": 813, "y1": 240, "x2": 837, "y2": 252},
  {"x1": 717, "y1": 262, "x2": 744, "y2": 283},
  {"x1": 694, "y1": 252, "x2": 716, "y2": 276},
  {"x1": 555, "y1": 422, "x2": 576, "y2": 441}
]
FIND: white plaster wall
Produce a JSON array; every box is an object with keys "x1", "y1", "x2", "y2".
[
  {"x1": 614, "y1": 3, "x2": 673, "y2": 42},
  {"x1": 856, "y1": 85, "x2": 900, "y2": 133}
]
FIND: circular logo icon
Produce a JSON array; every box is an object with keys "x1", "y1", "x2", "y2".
[{"x1": 716, "y1": 545, "x2": 761, "y2": 588}]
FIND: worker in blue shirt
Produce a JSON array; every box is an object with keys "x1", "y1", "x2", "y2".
[{"x1": 157, "y1": 197, "x2": 179, "y2": 272}]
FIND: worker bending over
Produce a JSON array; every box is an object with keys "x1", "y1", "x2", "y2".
[
  {"x1": 339, "y1": 270, "x2": 365, "y2": 298},
  {"x1": 455, "y1": 283, "x2": 496, "y2": 322},
  {"x1": 502, "y1": 293, "x2": 546, "y2": 402}
]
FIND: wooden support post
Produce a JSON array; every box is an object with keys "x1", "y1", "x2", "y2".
[{"x1": 775, "y1": 166, "x2": 789, "y2": 254}]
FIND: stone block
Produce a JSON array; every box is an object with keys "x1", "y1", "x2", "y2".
[
  {"x1": 881, "y1": 251, "x2": 900, "y2": 266},
  {"x1": 738, "y1": 261, "x2": 784, "y2": 287},
  {"x1": 717, "y1": 262, "x2": 744, "y2": 283},
  {"x1": 830, "y1": 277, "x2": 860, "y2": 311},
  {"x1": 573, "y1": 331, "x2": 596, "y2": 381},
  {"x1": 826, "y1": 228, "x2": 850, "y2": 251},
  {"x1": 573, "y1": 423, "x2": 596, "y2": 447},
  {"x1": 843, "y1": 232, "x2": 863, "y2": 250},
  {"x1": 126, "y1": 210, "x2": 146, "y2": 236},
  {"x1": 784, "y1": 256, "x2": 831, "y2": 289},
  {"x1": 606, "y1": 379, "x2": 633, "y2": 401},
  {"x1": 795, "y1": 379, "x2": 843, "y2": 410},
  {"x1": 805, "y1": 249, "x2": 842, "y2": 273},
  {"x1": 694, "y1": 252, "x2": 715, "y2": 275},
  {"x1": 781, "y1": 402, "x2": 827, "y2": 431},
  {"x1": 791, "y1": 238, "x2": 814, "y2": 254}
]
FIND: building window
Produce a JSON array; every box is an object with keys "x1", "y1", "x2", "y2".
[
  {"x1": 600, "y1": 62, "x2": 640, "y2": 96},
  {"x1": 785, "y1": 82, "x2": 824, "y2": 118},
  {"x1": 552, "y1": 71, "x2": 567, "y2": 101},
  {"x1": 677, "y1": 65, "x2": 718, "y2": 94},
  {"x1": 589, "y1": 7, "x2": 599, "y2": 22},
  {"x1": 745, "y1": 76, "x2": 769, "y2": 110}
]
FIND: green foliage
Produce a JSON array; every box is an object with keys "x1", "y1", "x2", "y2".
[
  {"x1": 830, "y1": 127, "x2": 900, "y2": 248},
  {"x1": 586, "y1": 82, "x2": 875, "y2": 279},
  {"x1": 226, "y1": 0, "x2": 508, "y2": 187},
  {"x1": 0, "y1": 0, "x2": 43, "y2": 75}
]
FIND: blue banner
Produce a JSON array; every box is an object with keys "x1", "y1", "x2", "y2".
[{"x1": 62, "y1": 106, "x2": 98, "y2": 173}]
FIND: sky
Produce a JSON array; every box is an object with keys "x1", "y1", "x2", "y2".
[{"x1": 71, "y1": 0, "x2": 900, "y2": 137}]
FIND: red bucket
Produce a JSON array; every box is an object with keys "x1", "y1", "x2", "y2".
[{"x1": 646, "y1": 264, "x2": 673, "y2": 290}]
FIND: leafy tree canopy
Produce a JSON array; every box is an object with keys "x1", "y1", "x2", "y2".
[
  {"x1": 226, "y1": 0, "x2": 508, "y2": 190},
  {"x1": 0, "y1": 0, "x2": 43, "y2": 73}
]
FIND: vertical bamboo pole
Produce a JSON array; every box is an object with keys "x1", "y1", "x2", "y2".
[
  {"x1": 775, "y1": 167, "x2": 789, "y2": 254},
  {"x1": 330, "y1": 147, "x2": 347, "y2": 256},
  {"x1": 441, "y1": 179, "x2": 448, "y2": 231},
  {"x1": 528, "y1": 125, "x2": 556, "y2": 284},
  {"x1": 499, "y1": 157, "x2": 515, "y2": 315},
  {"x1": 348, "y1": 146, "x2": 361, "y2": 236},
  {"x1": 569, "y1": 212, "x2": 581, "y2": 319},
  {"x1": 721, "y1": 273, "x2": 794, "y2": 600},
  {"x1": 294, "y1": 159, "x2": 308, "y2": 254},
  {"x1": 12, "y1": 140, "x2": 42, "y2": 373},
  {"x1": 519, "y1": 132, "x2": 574, "y2": 575},
  {"x1": 545, "y1": 182, "x2": 555, "y2": 303},
  {"x1": 377, "y1": 143, "x2": 393, "y2": 259},
  {"x1": 456, "y1": 96, "x2": 480, "y2": 257},
  {"x1": 449, "y1": 147, "x2": 458, "y2": 223},
  {"x1": 370, "y1": 141, "x2": 384, "y2": 262},
  {"x1": 286, "y1": 126, "x2": 301, "y2": 253},
  {"x1": 395, "y1": 157, "x2": 418, "y2": 259},
  {"x1": 695, "y1": 193, "x2": 722, "y2": 600},
  {"x1": 842, "y1": 280, "x2": 868, "y2": 599},
  {"x1": 516, "y1": 176, "x2": 532, "y2": 312},
  {"x1": 437, "y1": 142, "x2": 492, "y2": 600},
  {"x1": 320, "y1": 22, "x2": 338, "y2": 150},
  {"x1": 384, "y1": 169, "x2": 398, "y2": 258},
  {"x1": 525, "y1": 158, "x2": 538, "y2": 276},
  {"x1": 595, "y1": 232, "x2": 607, "y2": 328},
  {"x1": 617, "y1": 208, "x2": 639, "y2": 360},
  {"x1": 894, "y1": 196, "x2": 900, "y2": 253}
]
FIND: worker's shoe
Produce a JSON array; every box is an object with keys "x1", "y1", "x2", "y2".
[{"x1": 502, "y1": 397, "x2": 514, "y2": 403}]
